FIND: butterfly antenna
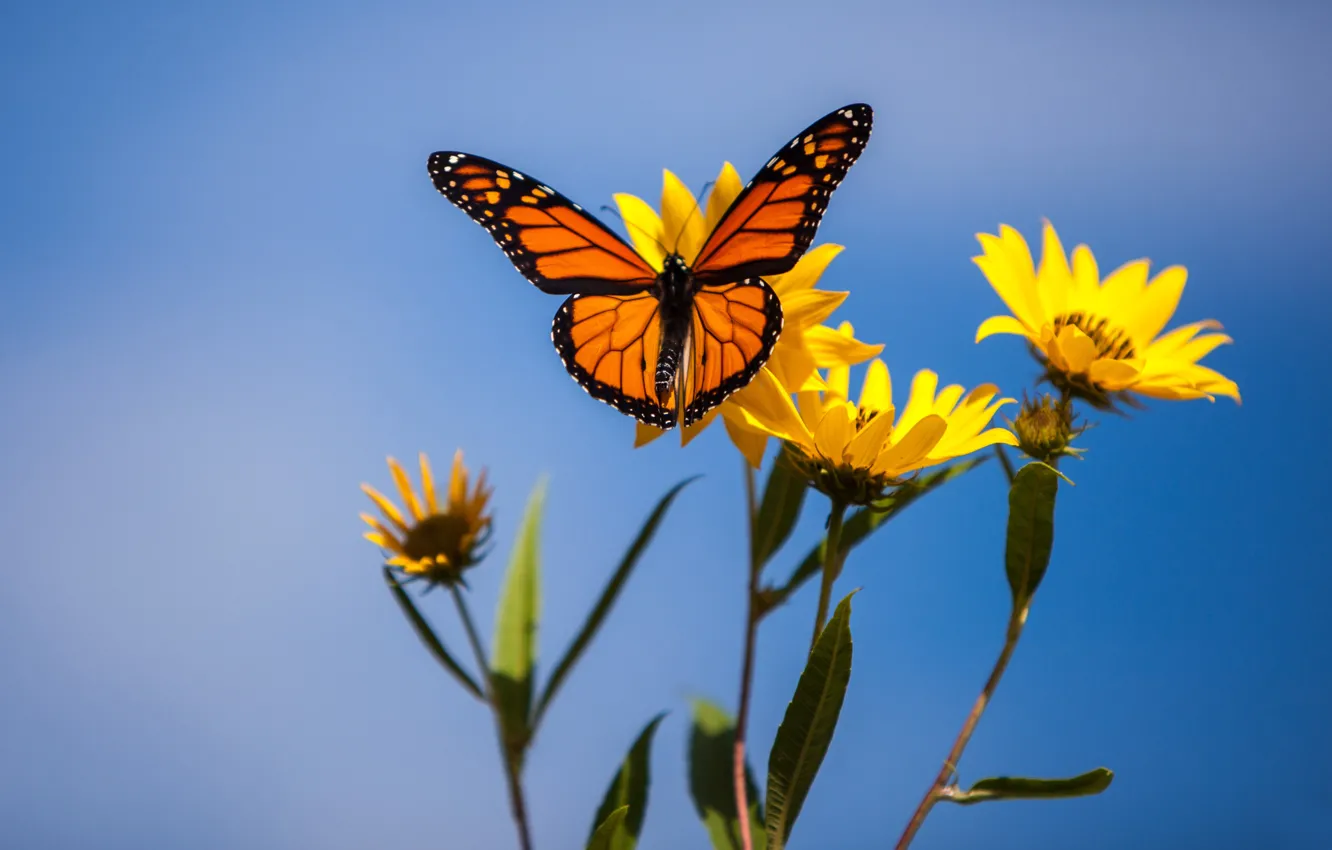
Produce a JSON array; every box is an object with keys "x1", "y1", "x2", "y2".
[
  {"x1": 666, "y1": 179, "x2": 716, "y2": 261},
  {"x1": 600, "y1": 204, "x2": 670, "y2": 260}
]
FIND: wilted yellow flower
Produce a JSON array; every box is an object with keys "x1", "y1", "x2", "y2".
[
  {"x1": 734, "y1": 323, "x2": 1019, "y2": 503},
  {"x1": 361, "y1": 451, "x2": 492, "y2": 584},
  {"x1": 619, "y1": 163, "x2": 880, "y2": 464},
  {"x1": 974, "y1": 221, "x2": 1240, "y2": 407}
]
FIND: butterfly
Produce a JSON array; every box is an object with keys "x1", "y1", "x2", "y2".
[{"x1": 427, "y1": 103, "x2": 872, "y2": 429}]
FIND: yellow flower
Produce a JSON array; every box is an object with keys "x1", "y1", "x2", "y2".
[
  {"x1": 361, "y1": 451, "x2": 493, "y2": 584},
  {"x1": 618, "y1": 163, "x2": 881, "y2": 465},
  {"x1": 734, "y1": 323, "x2": 1019, "y2": 503},
  {"x1": 974, "y1": 221, "x2": 1240, "y2": 406}
]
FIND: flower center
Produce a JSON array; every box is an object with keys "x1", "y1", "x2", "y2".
[
  {"x1": 402, "y1": 513, "x2": 474, "y2": 567},
  {"x1": 1053, "y1": 312, "x2": 1136, "y2": 360}
]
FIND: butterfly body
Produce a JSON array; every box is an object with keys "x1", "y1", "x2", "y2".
[
  {"x1": 652, "y1": 253, "x2": 697, "y2": 406},
  {"x1": 428, "y1": 103, "x2": 873, "y2": 429}
]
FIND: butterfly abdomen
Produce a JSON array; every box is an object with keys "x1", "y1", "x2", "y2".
[{"x1": 654, "y1": 255, "x2": 696, "y2": 405}]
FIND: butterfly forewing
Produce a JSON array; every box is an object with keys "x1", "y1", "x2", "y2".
[
  {"x1": 427, "y1": 152, "x2": 657, "y2": 295},
  {"x1": 690, "y1": 103, "x2": 873, "y2": 282}
]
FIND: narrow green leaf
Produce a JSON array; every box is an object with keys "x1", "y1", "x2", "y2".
[
  {"x1": 381, "y1": 567, "x2": 484, "y2": 701},
  {"x1": 995, "y1": 444, "x2": 1017, "y2": 484},
  {"x1": 945, "y1": 768, "x2": 1114, "y2": 805},
  {"x1": 587, "y1": 713, "x2": 667, "y2": 850},
  {"x1": 769, "y1": 458, "x2": 987, "y2": 609},
  {"x1": 753, "y1": 456, "x2": 808, "y2": 568},
  {"x1": 765, "y1": 591, "x2": 856, "y2": 850},
  {"x1": 492, "y1": 477, "x2": 546, "y2": 758},
  {"x1": 1005, "y1": 462, "x2": 1059, "y2": 605},
  {"x1": 687, "y1": 699, "x2": 766, "y2": 850},
  {"x1": 534, "y1": 477, "x2": 697, "y2": 728},
  {"x1": 587, "y1": 806, "x2": 630, "y2": 850}
]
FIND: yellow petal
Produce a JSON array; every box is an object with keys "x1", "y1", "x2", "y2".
[
  {"x1": 796, "y1": 389, "x2": 825, "y2": 432},
  {"x1": 804, "y1": 324, "x2": 883, "y2": 368},
  {"x1": 1126, "y1": 265, "x2": 1187, "y2": 346},
  {"x1": 1087, "y1": 357, "x2": 1142, "y2": 390},
  {"x1": 813, "y1": 402, "x2": 854, "y2": 461},
  {"x1": 661, "y1": 169, "x2": 706, "y2": 259},
  {"x1": 858, "y1": 358, "x2": 892, "y2": 414},
  {"x1": 1144, "y1": 319, "x2": 1224, "y2": 357},
  {"x1": 846, "y1": 404, "x2": 895, "y2": 468},
  {"x1": 767, "y1": 344, "x2": 823, "y2": 394},
  {"x1": 729, "y1": 368, "x2": 812, "y2": 447},
  {"x1": 1069, "y1": 244, "x2": 1100, "y2": 313},
  {"x1": 448, "y1": 450, "x2": 467, "y2": 511},
  {"x1": 361, "y1": 483, "x2": 408, "y2": 534},
  {"x1": 933, "y1": 384, "x2": 965, "y2": 416},
  {"x1": 1096, "y1": 259, "x2": 1150, "y2": 320},
  {"x1": 875, "y1": 414, "x2": 947, "y2": 476},
  {"x1": 1174, "y1": 331, "x2": 1233, "y2": 364},
  {"x1": 769, "y1": 244, "x2": 844, "y2": 297},
  {"x1": 419, "y1": 453, "x2": 438, "y2": 515},
  {"x1": 1058, "y1": 326, "x2": 1098, "y2": 374},
  {"x1": 360, "y1": 514, "x2": 406, "y2": 554},
  {"x1": 635, "y1": 421, "x2": 668, "y2": 448},
  {"x1": 703, "y1": 162, "x2": 744, "y2": 233},
  {"x1": 931, "y1": 426, "x2": 1019, "y2": 461},
  {"x1": 896, "y1": 369, "x2": 939, "y2": 433},
  {"x1": 780, "y1": 288, "x2": 847, "y2": 329},
  {"x1": 613, "y1": 192, "x2": 666, "y2": 272},
  {"x1": 721, "y1": 408, "x2": 770, "y2": 468},
  {"x1": 975, "y1": 314, "x2": 1032, "y2": 343},
  {"x1": 1035, "y1": 220, "x2": 1073, "y2": 318},
  {"x1": 973, "y1": 236, "x2": 1040, "y2": 330},
  {"x1": 388, "y1": 457, "x2": 423, "y2": 522}
]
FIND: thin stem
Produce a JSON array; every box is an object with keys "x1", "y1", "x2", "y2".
[
  {"x1": 451, "y1": 585, "x2": 535, "y2": 850},
  {"x1": 893, "y1": 604, "x2": 1031, "y2": 850},
  {"x1": 733, "y1": 461, "x2": 761, "y2": 850},
  {"x1": 811, "y1": 498, "x2": 849, "y2": 652}
]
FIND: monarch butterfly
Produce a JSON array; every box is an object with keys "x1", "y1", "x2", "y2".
[{"x1": 428, "y1": 103, "x2": 872, "y2": 429}]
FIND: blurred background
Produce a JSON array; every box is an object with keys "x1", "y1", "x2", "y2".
[{"x1": 2, "y1": 0, "x2": 1329, "y2": 847}]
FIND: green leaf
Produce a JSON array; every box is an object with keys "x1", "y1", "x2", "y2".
[
  {"x1": 381, "y1": 567, "x2": 484, "y2": 701},
  {"x1": 753, "y1": 456, "x2": 808, "y2": 569},
  {"x1": 944, "y1": 768, "x2": 1114, "y2": 805},
  {"x1": 765, "y1": 591, "x2": 856, "y2": 850},
  {"x1": 768, "y1": 458, "x2": 987, "y2": 610},
  {"x1": 491, "y1": 477, "x2": 546, "y2": 759},
  {"x1": 587, "y1": 713, "x2": 667, "y2": 850},
  {"x1": 586, "y1": 806, "x2": 630, "y2": 850},
  {"x1": 687, "y1": 699, "x2": 766, "y2": 850},
  {"x1": 1005, "y1": 462, "x2": 1059, "y2": 606},
  {"x1": 534, "y1": 477, "x2": 697, "y2": 729}
]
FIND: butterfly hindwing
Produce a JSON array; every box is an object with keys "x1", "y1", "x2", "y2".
[
  {"x1": 551, "y1": 292, "x2": 674, "y2": 428},
  {"x1": 427, "y1": 152, "x2": 657, "y2": 295},
  {"x1": 683, "y1": 279, "x2": 784, "y2": 424},
  {"x1": 690, "y1": 103, "x2": 872, "y2": 283}
]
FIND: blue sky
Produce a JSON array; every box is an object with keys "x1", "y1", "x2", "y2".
[{"x1": 2, "y1": 1, "x2": 1329, "y2": 848}]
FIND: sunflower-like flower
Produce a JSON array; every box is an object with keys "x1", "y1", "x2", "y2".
[
  {"x1": 733, "y1": 323, "x2": 1019, "y2": 504},
  {"x1": 974, "y1": 221, "x2": 1240, "y2": 407},
  {"x1": 618, "y1": 163, "x2": 881, "y2": 465},
  {"x1": 361, "y1": 451, "x2": 493, "y2": 585}
]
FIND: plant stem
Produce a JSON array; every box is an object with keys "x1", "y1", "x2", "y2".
[
  {"x1": 451, "y1": 585, "x2": 535, "y2": 850},
  {"x1": 811, "y1": 498, "x2": 849, "y2": 652},
  {"x1": 893, "y1": 603, "x2": 1031, "y2": 850},
  {"x1": 733, "y1": 462, "x2": 761, "y2": 850}
]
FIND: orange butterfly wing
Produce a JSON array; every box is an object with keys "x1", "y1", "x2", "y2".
[
  {"x1": 690, "y1": 104, "x2": 872, "y2": 283},
  {"x1": 427, "y1": 153, "x2": 657, "y2": 295},
  {"x1": 551, "y1": 292, "x2": 675, "y2": 427},
  {"x1": 682, "y1": 279, "x2": 784, "y2": 424},
  {"x1": 551, "y1": 282, "x2": 783, "y2": 429}
]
